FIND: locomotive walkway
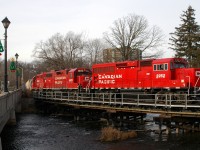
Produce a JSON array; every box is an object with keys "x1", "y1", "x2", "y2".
[
  {"x1": 32, "y1": 91, "x2": 200, "y2": 117},
  {"x1": 0, "y1": 90, "x2": 22, "y2": 150}
]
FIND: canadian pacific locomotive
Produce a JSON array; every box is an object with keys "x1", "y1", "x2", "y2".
[
  {"x1": 31, "y1": 57, "x2": 200, "y2": 97},
  {"x1": 32, "y1": 68, "x2": 92, "y2": 92}
]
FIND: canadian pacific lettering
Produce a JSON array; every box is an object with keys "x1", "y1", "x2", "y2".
[
  {"x1": 55, "y1": 76, "x2": 66, "y2": 80},
  {"x1": 98, "y1": 74, "x2": 122, "y2": 84}
]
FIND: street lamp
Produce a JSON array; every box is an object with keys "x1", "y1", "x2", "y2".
[
  {"x1": 18, "y1": 67, "x2": 24, "y2": 89},
  {"x1": 15, "y1": 53, "x2": 19, "y2": 89},
  {"x1": 2, "y1": 17, "x2": 11, "y2": 92}
]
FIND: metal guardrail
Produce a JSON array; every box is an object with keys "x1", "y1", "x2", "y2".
[{"x1": 32, "y1": 91, "x2": 200, "y2": 110}]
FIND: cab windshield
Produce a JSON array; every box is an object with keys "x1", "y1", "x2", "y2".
[
  {"x1": 76, "y1": 71, "x2": 91, "y2": 76},
  {"x1": 171, "y1": 62, "x2": 188, "y2": 69}
]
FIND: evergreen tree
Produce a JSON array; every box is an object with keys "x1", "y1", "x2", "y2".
[{"x1": 170, "y1": 5, "x2": 200, "y2": 67}]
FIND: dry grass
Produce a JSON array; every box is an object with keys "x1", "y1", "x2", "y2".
[{"x1": 100, "y1": 127, "x2": 137, "y2": 142}]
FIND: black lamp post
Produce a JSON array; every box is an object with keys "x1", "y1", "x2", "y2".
[
  {"x1": 15, "y1": 53, "x2": 19, "y2": 89},
  {"x1": 2, "y1": 17, "x2": 11, "y2": 92}
]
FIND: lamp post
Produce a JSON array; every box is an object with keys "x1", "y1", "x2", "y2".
[
  {"x1": 2, "y1": 17, "x2": 11, "y2": 92},
  {"x1": 18, "y1": 67, "x2": 24, "y2": 88},
  {"x1": 15, "y1": 53, "x2": 19, "y2": 89}
]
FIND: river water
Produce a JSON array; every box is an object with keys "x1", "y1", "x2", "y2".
[{"x1": 1, "y1": 113, "x2": 200, "y2": 150}]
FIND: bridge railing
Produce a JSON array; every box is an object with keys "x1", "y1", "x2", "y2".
[
  {"x1": 32, "y1": 91, "x2": 200, "y2": 110},
  {"x1": 0, "y1": 90, "x2": 21, "y2": 120}
]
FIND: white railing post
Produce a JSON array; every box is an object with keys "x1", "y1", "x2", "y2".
[
  {"x1": 81, "y1": 93, "x2": 83, "y2": 103},
  {"x1": 68, "y1": 92, "x2": 70, "y2": 101},
  {"x1": 185, "y1": 94, "x2": 187, "y2": 109},
  {"x1": 91, "y1": 93, "x2": 93, "y2": 103},
  {"x1": 103, "y1": 93, "x2": 104, "y2": 104},
  {"x1": 114, "y1": 93, "x2": 116, "y2": 105},
  {"x1": 121, "y1": 93, "x2": 123, "y2": 106},
  {"x1": 76, "y1": 93, "x2": 78, "y2": 103},
  {"x1": 155, "y1": 94, "x2": 157, "y2": 107},
  {"x1": 109, "y1": 93, "x2": 112, "y2": 105}
]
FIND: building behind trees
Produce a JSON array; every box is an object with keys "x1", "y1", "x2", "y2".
[{"x1": 103, "y1": 48, "x2": 142, "y2": 63}]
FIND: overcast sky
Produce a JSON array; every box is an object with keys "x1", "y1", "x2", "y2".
[{"x1": 0, "y1": 0, "x2": 200, "y2": 62}]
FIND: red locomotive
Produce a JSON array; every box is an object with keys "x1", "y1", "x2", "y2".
[
  {"x1": 32, "y1": 58, "x2": 200, "y2": 96},
  {"x1": 32, "y1": 68, "x2": 91, "y2": 92},
  {"x1": 32, "y1": 72, "x2": 46, "y2": 90},
  {"x1": 92, "y1": 58, "x2": 200, "y2": 95}
]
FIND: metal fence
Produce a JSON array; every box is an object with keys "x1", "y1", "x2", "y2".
[{"x1": 32, "y1": 91, "x2": 200, "y2": 110}]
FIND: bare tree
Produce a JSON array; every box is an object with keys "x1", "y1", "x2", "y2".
[
  {"x1": 85, "y1": 38, "x2": 105, "y2": 67},
  {"x1": 104, "y1": 14, "x2": 165, "y2": 61},
  {"x1": 33, "y1": 32, "x2": 85, "y2": 70},
  {"x1": 33, "y1": 33, "x2": 66, "y2": 69},
  {"x1": 65, "y1": 31, "x2": 85, "y2": 68}
]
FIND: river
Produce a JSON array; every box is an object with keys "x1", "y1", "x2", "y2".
[{"x1": 1, "y1": 113, "x2": 200, "y2": 150}]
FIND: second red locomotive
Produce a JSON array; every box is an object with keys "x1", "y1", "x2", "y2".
[{"x1": 32, "y1": 68, "x2": 91, "y2": 92}]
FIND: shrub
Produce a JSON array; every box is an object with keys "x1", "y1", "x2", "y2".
[{"x1": 100, "y1": 127, "x2": 137, "y2": 142}]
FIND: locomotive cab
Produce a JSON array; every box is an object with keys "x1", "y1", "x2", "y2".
[
  {"x1": 170, "y1": 58, "x2": 188, "y2": 80},
  {"x1": 152, "y1": 58, "x2": 200, "y2": 95},
  {"x1": 152, "y1": 58, "x2": 190, "y2": 91},
  {"x1": 31, "y1": 73, "x2": 46, "y2": 91},
  {"x1": 68, "y1": 68, "x2": 91, "y2": 89}
]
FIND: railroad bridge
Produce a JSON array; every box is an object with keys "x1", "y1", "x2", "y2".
[
  {"x1": 0, "y1": 90, "x2": 22, "y2": 150},
  {"x1": 33, "y1": 91, "x2": 200, "y2": 133}
]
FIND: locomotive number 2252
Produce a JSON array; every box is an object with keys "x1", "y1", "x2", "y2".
[{"x1": 156, "y1": 74, "x2": 165, "y2": 79}]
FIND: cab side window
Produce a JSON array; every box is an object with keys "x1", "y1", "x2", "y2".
[{"x1": 154, "y1": 64, "x2": 168, "y2": 71}]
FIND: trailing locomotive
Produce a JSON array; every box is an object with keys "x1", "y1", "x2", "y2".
[
  {"x1": 32, "y1": 68, "x2": 92, "y2": 92},
  {"x1": 32, "y1": 58, "x2": 200, "y2": 97}
]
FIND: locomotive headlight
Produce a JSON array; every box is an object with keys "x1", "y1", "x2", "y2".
[{"x1": 181, "y1": 79, "x2": 184, "y2": 83}]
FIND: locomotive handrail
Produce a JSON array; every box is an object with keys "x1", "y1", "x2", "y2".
[
  {"x1": 195, "y1": 76, "x2": 200, "y2": 88},
  {"x1": 85, "y1": 79, "x2": 92, "y2": 93},
  {"x1": 186, "y1": 76, "x2": 190, "y2": 95},
  {"x1": 194, "y1": 76, "x2": 200, "y2": 95}
]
